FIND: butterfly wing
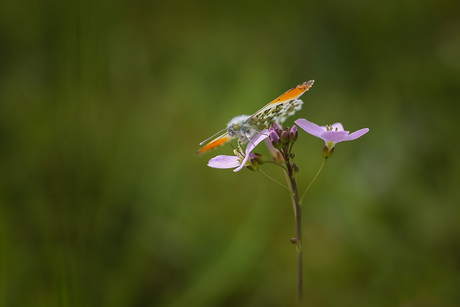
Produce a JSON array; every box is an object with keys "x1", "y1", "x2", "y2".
[
  {"x1": 246, "y1": 80, "x2": 314, "y2": 130},
  {"x1": 197, "y1": 81, "x2": 314, "y2": 155},
  {"x1": 196, "y1": 133, "x2": 232, "y2": 155}
]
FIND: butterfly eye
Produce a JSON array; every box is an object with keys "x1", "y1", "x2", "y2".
[{"x1": 232, "y1": 124, "x2": 240, "y2": 131}]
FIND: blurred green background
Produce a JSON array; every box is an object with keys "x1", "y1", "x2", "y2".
[{"x1": 1, "y1": 0, "x2": 460, "y2": 306}]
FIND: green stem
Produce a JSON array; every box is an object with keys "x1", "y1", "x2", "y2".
[
  {"x1": 282, "y1": 169, "x2": 296, "y2": 214},
  {"x1": 292, "y1": 177, "x2": 302, "y2": 304},
  {"x1": 299, "y1": 157, "x2": 327, "y2": 205},
  {"x1": 284, "y1": 154, "x2": 302, "y2": 304},
  {"x1": 257, "y1": 169, "x2": 294, "y2": 196}
]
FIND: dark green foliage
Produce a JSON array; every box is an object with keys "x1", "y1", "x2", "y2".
[{"x1": 1, "y1": 0, "x2": 459, "y2": 306}]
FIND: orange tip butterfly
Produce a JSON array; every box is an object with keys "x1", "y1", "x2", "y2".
[{"x1": 197, "y1": 80, "x2": 314, "y2": 155}]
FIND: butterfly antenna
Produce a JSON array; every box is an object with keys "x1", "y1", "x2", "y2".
[{"x1": 199, "y1": 128, "x2": 227, "y2": 145}]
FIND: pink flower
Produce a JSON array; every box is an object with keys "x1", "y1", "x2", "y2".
[
  {"x1": 295, "y1": 119, "x2": 369, "y2": 157},
  {"x1": 207, "y1": 130, "x2": 269, "y2": 172}
]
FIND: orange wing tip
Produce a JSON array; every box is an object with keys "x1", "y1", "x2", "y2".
[
  {"x1": 299, "y1": 80, "x2": 314, "y2": 91},
  {"x1": 196, "y1": 136, "x2": 232, "y2": 155},
  {"x1": 269, "y1": 80, "x2": 315, "y2": 105}
]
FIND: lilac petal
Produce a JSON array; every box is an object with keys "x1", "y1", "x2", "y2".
[
  {"x1": 343, "y1": 128, "x2": 369, "y2": 141},
  {"x1": 246, "y1": 129, "x2": 269, "y2": 153},
  {"x1": 233, "y1": 130, "x2": 269, "y2": 172},
  {"x1": 331, "y1": 123, "x2": 344, "y2": 131},
  {"x1": 320, "y1": 130, "x2": 350, "y2": 143},
  {"x1": 295, "y1": 119, "x2": 324, "y2": 138},
  {"x1": 272, "y1": 122, "x2": 281, "y2": 130},
  {"x1": 233, "y1": 156, "x2": 250, "y2": 172},
  {"x1": 208, "y1": 155, "x2": 240, "y2": 169}
]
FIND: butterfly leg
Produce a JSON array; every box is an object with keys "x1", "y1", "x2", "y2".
[
  {"x1": 245, "y1": 133, "x2": 256, "y2": 147},
  {"x1": 243, "y1": 128, "x2": 263, "y2": 147}
]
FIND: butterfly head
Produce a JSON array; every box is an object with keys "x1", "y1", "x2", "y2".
[{"x1": 226, "y1": 115, "x2": 250, "y2": 138}]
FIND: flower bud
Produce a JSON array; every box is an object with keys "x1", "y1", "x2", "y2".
[
  {"x1": 280, "y1": 130, "x2": 289, "y2": 144},
  {"x1": 292, "y1": 162, "x2": 299, "y2": 173},
  {"x1": 252, "y1": 153, "x2": 266, "y2": 165},
  {"x1": 291, "y1": 237, "x2": 301, "y2": 251},
  {"x1": 269, "y1": 128, "x2": 280, "y2": 144},
  {"x1": 290, "y1": 152, "x2": 295, "y2": 159},
  {"x1": 289, "y1": 125, "x2": 298, "y2": 143}
]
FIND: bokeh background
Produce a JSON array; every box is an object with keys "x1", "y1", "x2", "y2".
[{"x1": 1, "y1": 0, "x2": 460, "y2": 306}]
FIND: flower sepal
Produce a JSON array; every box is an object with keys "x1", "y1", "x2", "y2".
[
  {"x1": 252, "y1": 153, "x2": 266, "y2": 165},
  {"x1": 247, "y1": 161, "x2": 258, "y2": 171},
  {"x1": 247, "y1": 153, "x2": 263, "y2": 171},
  {"x1": 322, "y1": 145, "x2": 334, "y2": 158}
]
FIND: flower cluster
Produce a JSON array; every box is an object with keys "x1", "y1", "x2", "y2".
[
  {"x1": 268, "y1": 123, "x2": 299, "y2": 174},
  {"x1": 269, "y1": 123, "x2": 298, "y2": 150},
  {"x1": 207, "y1": 119, "x2": 369, "y2": 170}
]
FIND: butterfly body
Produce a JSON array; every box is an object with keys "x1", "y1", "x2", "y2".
[
  {"x1": 225, "y1": 115, "x2": 254, "y2": 143},
  {"x1": 198, "y1": 80, "x2": 314, "y2": 155}
]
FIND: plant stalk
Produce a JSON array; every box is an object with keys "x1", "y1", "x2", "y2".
[{"x1": 284, "y1": 153, "x2": 302, "y2": 304}]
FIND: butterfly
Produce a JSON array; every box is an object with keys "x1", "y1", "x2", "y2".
[{"x1": 197, "y1": 80, "x2": 314, "y2": 155}]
